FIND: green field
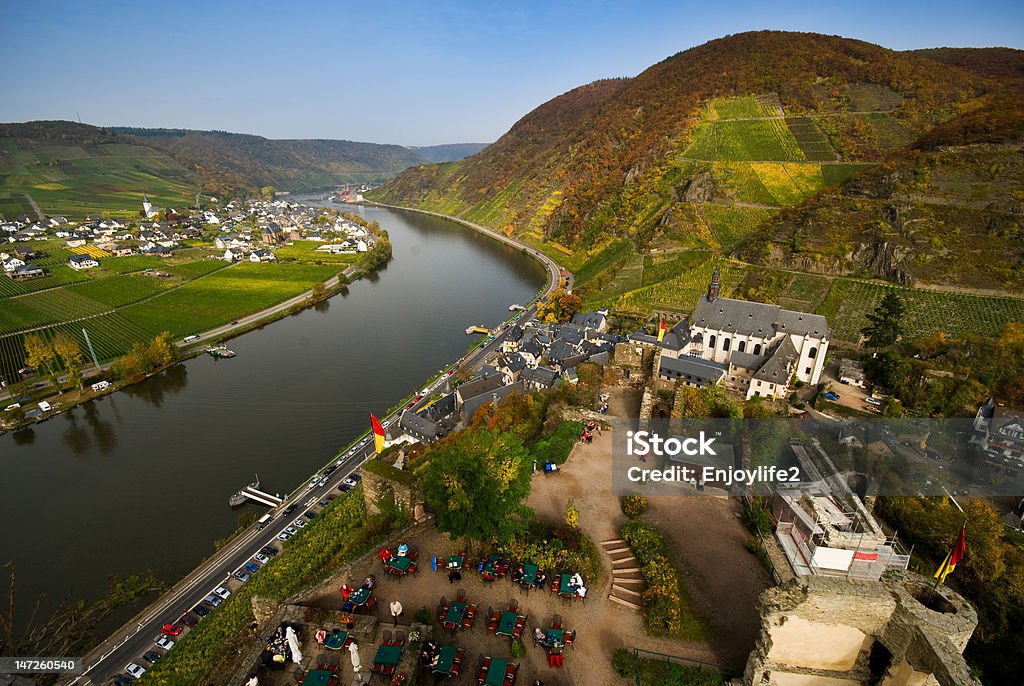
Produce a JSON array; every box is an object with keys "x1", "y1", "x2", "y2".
[
  {"x1": 710, "y1": 96, "x2": 779, "y2": 119},
  {"x1": 700, "y1": 204, "x2": 774, "y2": 247},
  {"x1": 684, "y1": 119, "x2": 806, "y2": 162},
  {"x1": 119, "y1": 262, "x2": 338, "y2": 337},
  {"x1": 0, "y1": 137, "x2": 196, "y2": 220},
  {"x1": 274, "y1": 241, "x2": 360, "y2": 265},
  {"x1": 817, "y1": 280, "x2": 1024, "y2": 343},
  {"x1": 785, "y1": 117, "x2": 836, "y2": 161},
  {"x1": 591, "y1": 260, "x2": 745, "y2": 316}
]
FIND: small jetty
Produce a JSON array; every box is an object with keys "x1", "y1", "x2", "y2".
[
  {"x1": 229, "y1": 474, "x2": 283, "y2": 508},
  {"x1": 508, "y1": 304, "x2": 525, "y2": 311},
  {"x1": 465, "y1": 325, "x2": 489, "y2": 335},
  {"x1": 206, "y1": 345, "x2": 236, "y2": 359}
]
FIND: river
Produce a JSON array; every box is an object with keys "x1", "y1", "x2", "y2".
[{"x1": 0, "y1": 201, "x2": 546, "y2": 629}]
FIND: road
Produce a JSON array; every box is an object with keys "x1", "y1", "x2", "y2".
[{"x1": 67, "y1": 209, "x2": 568, "y2": 684}]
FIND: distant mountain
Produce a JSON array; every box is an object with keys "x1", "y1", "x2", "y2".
[
  {"x1": 112, "y1": 127, "x2": 427, "y2": 193},
  {"x1": 409, "y1": 143, "x2": 489, "y2": 163},
  {"x1": 371, "y1": 31, "x2": 1024, "y2": 292}
]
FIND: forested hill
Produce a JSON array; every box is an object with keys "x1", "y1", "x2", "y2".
[
  {"x1": 112, "y1": 128, "x2": 427, "y2": 193},
  {"x1": 370, "y1": 31, "x2": 1024, "y2": 291},
  {"x1": 410, "y1": 143, "x2": 490, "y2": 163}
]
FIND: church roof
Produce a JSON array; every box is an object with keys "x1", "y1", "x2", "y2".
[
  {"x1": 753, "y1": 336, "x2": 799, "y2": 383},
  {"x1": 691, "y1": 296, "x2": 828, "y2": 339}
]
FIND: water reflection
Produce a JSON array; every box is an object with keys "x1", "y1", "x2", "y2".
[
  {"x1": 83, "y1": 401, "x2": 117, "y2": 454},
  {"x1": 11, "y1": 427, "x2": 34, "y2": 445},
  {"x1": 121, "y1": 364, "x2": 189, "y2": 408}
]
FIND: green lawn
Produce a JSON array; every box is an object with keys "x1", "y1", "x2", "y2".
[
  {"x1": 274, "y1": 241, "x2": 359, "y2": 265},
  {"x1": 684, "y1": 119, "x2": 806, "y2": 162},
  {"x1": 701, "y1": 205, "x2": 774, "y2": 247}
]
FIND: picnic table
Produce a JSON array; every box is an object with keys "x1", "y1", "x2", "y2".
[
  {"x1": 446, "y1": 554, "x2": 464, "y2": 570},
  {"x1": 432, "y1": 645, "x2": 458, "y2": 675},
  {"x1": 443, "y1": 601, "x2": 467, "y2": 629},
  {"x1": 323, "y1": 630, "x2": 348, "y2": 650},
  {"x1": 301, "y1": 669, "x2": 333, "y2": 686},
  {"x1": 386, "y1": 555, "x2": 414, "y2": 574},
  {"x1": 557, "y1": 574, "x2": 579, "y2": 597},
  {"x1": 520, "y1": 563, "x2": 539, "y2": 587},
  {"x1": 495, "y1": 611, "x2": 518, "y2": 637},
  {"x1": 545, "y1": 628, "x2": 565, "y2": 647},
  {"x1": 374, "y1": 644, "x2": 403, "y2": 667},
  {"x1": 348, "y1": 587, "x2": 371, "y2": 606},
  {"x1": 481, "y1": 657, "x2": 512, "y2": 686}
]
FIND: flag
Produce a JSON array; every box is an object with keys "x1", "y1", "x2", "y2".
[
  {"x1": 934, "y1": 524, "x2": 966, "y2": 584},
  {"x1": 371, "y1": 413, "x2": 386, "y2": 454},
  {"x1": 657, "y1": 317, "x2": 666, "y2": 343}
]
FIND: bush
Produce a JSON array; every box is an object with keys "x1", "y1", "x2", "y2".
[
  {"x1": 621, "y1": 494, "x2": 648, "y2": 519},
  {"x1": 621, "y1": 522, "x2": 687, "y2": 636},
  {"x1": 510, "y1": 638, "x2": 526, "y2": 658},
  {"x1": 742, "y1": 497, "x2": 775, "y2": 537},
  {"x1": 612, "y1": 648, "x2": 637, "y2": 677},
  {"x1": 413, "y1": 607, "x2": 433, "y2": 625}
]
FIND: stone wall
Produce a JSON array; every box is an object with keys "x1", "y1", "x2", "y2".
[
  {"x1": 744, "y1": 572, "x2": 979, "y2": 686},
  {"x1": 361, "y1": 459, "x2": 422, "y2": 519}
]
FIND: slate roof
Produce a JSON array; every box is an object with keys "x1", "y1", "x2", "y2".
[
  {"x1": 571, "y1": 311, "x2": 607, "y2": 330},
  {"x1": 658, "y1": 355, "x2": 728, "y2": 383},
  {"x1": 692, "y1": 296, "x2": 829, "y2": 339},
  {"x1": 521, "y1": 366, "x2": 560, "y2": 388},
  {"x1": 728, "y1": 351, "x2": 762, "y2": 371},
  {"x1": 400, "y1": 411, "x2": 441, "y2": 441},
  {"x1": 460, "y1": 381, "x2": 526, "y2": 422},
  {"x1": 456, "y1": 374, "x2": 506, "y2": 404},
  {"x1": 752, "y1": 336, "x2": 799, "y2": 384}
]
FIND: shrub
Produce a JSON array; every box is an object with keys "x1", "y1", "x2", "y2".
[
  {"x1": 621, "y1": 522, "x2": 685, "y2": 636},
  {"x1": 510, "y1": 637, "x2": 526, "y2": 658},
  {"x1": 742, "y1": 496, "x2": 775, "y2": 537},
  {"x1": 413, "y1": 607, "x2": 433, "y2": 625},
  {"x1": 621, "y1": 494, "x2": 648, "y2": 519},
  {"x1": 612, "y1": 648, "x2": 637, "y2": 677}
]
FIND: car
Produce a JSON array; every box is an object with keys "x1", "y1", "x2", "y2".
[
  {"x1": 142, "y1": 650, "x2": 163, "y2": 664},
  {"x1": 405, "y1": 401, "x2": 415, "y2": 409},
  {"x1": 823, "y1": 391, "x2": 840, "y2": 401},
  {"x1": 283, "y1": 504, "x2": 298, "y2": 515},
  {"x1": 260, "y1": 545, "x2": 279, "y2": 556},
  {"x1": 318, "y1": 499, "x2": 330, "y2": 508},
  {"x1": 414, "y1": 394, "x2": 424, "y2": 402},
  {"x1": 284, "y1": 526, "x2": 298, "y2": 535},
  {"x1": 278, "y1": 531, "x2": 293, "y2": 541},
  {"x1": 113, "y1": 675, "x2": 135, "y2": 686},
  {"x1": 446, "y1": 370, "x2": 454, "y2": 376},
  {"x1": 125, "y1": 663, "x2": 146, "y2": 679},
  {"x1": 231, "y1": 320, "x2": 239, "y2": 325},
  {"x1": 254, "y1": 552, "x2": 270, "y2": 565},
  {"x1": 203, "y1": 594, "x2": 222, "y2": 607},
  {"x1": 160, "y1": 623, "x2": 183, "y2": 636},
  {"x1": 306, "y1": 479, "x2": 318, "y2": 490},
  {"x1": 304, "y1": 510, "x2": 317, "y2": 519},
  {"x1": 338, "y1": 482, "x2": 353, "y2": 492},
  {"x1": 179, "y1": 612, "x2": 199, "y2": 627},
  {"x1": 317, "y1": 476, "x2": 328, "y2": 487},
  {"x1": 213, "y1": 586, "x2": 231, "y2": 600},
  {"x1": 293, "y1": 518, "x2": 307, "y2": 528},
  {"x1": 3, "y1": 403, "x2": 20, "y2": 411},
  {"x1": 326, "y1": 494, "x2": 337, "y2": 501},
  {"x1": 192, "y1": 604, "x2": 210, "y2": 617},
  {"x1": 154, "y1": 635, "x2": 175, "y2": 650},
  {"x1": 244, "y1": 561, "x2": 260, "y2": 574},
  {"x1": 233, "y1": 570, "x2": 250, "y2": 582},
  {"x1": 865, "y1": 397, "x2": 883, "y2": 406},
  {"x1": 183, "y1": 335, "x2": 201, "y2": 343}
]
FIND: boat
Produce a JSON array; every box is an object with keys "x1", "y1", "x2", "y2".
[
  {"x1": 206, "y1": 345, "x2": 236, "y2": 359},
  {"x1": 465, "y1": 325, "x2": 489, "y2": 335},
  {"x1": 229, "y1": 474, "x2": 260, "y2": 508},
  {"x1": 508, "y1": 304, "x2": 525, "y2": 311}
]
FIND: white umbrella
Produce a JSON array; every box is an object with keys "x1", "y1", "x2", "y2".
[
  {"x1": 286, "y1": 626, "x2": 302, "y2": 664},
  {"x1": 349, "y1": 640, "x2": 362, "y2": 671}
]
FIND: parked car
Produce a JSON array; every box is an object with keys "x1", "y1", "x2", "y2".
[
  {"x1": 260, "y1": 545, "x2": 278, "y2": 556},
  {"x1": 244, "y1": 561, "x2": 260, "y2": 574},
  {"x1": 318, "y1": 499, "x2": 330, "y2": 508},
  {"x1": 338, "y1": 482, "x2": 353, "y2": 492},
  {"x1": 192, "y1": 605, "x2": 210, "y2": 617},
  {"x1": 154, "y1": 635, "x2": 175, "y2": 650},
  {"x1": 304, "y1": 510, "x2": 317, "y2": 519},
  {"x1": 323, "y1": 465, "x2": 336, "y2": 475},
  {"x1": 326, "y1": 494, "x2": 337, "y2": 501},
  {"x1": 283, "y1": 504, "x2": 298, "y2": 515},
  {"x1": 160, "y1": 623, "x2": 182, "y2": 636},
  {"x1": 142, "y1": 650, "x2": 162, "y2": 664},
  {"x1": 823, "y1": 391, "x2": 840, "y2": 401},
  {"x1": 293, "y1": 518, "x2": 306, "y2": 529},
  {"x1": 233, "y1": 570, "x2": 250, "y2": 582},
  {"x1": 278, "y1": 531, "x2": 292, "y2": 541},
  {"x1": 254, "y1": 552, "x2": 270, "y2": 565},
  {"x1": 213, "y1": 586, "x2": 231, "y2": 600},
  {"x1": 113, "y1": 675, "x2": 135, "y2": 686},
  {"x1": 179, "y1": 613, "x2": 199, "y2": 627},
  {"x1": 125, "y1": 663, "x2": 146, "y2": 679},
  {"x1": 865, "y1": 396, "x2": 883, "y2": 406},
  {"x1": 203, "y1": 594, "x2": 222, "y2": 607}
]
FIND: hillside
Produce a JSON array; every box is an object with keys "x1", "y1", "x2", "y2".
[
  {"x1": 409, "y1": 143, "x2": 490, "y2": 163},
  {"x1": 113, "y1": 128, "x2": 427, "y2": 194},
  {"x1": 0, "y1": 121, "x2": 197, "y2": 220},
  {"x1": 371, "y1": 32, "x2": 1024, "y2": 297}
]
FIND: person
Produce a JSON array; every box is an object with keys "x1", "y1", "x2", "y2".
[
  {"x1": 315, "y1": 629, "x2": 326, "y2": 644},
  {"x1": 380, "y1": 548, "x2": 393, "y2": 563},
  {"x1": 397, "y1": 543, "x2": 409, "y2": 556},
  {"x1": 512, "y1": 564, "x2": 524, "y2": 583},
  {"x1": 390, "y1": 599, "x2": 403, "y2": 626},
  {"x1": 570, "y1": 573, "x2": 584, "y2": 588},
  {"x1": 533, "y1": 626, "x2": 545, "y2": 645},
  {"x1": 341, "y1": 584, "x2": 354, "y2": 601},
  {"x1": 448, "y1": 569, "x2": 462, "y2": 584},
  {"x1": 363, "y1": 574, "x2": 376, "y2": 589},
  {"x1": 536, "y1": 571, "x2": 547, "y2": 588},
  {"x1": 576, "y1": 585, "x2": 587, "y2": 599}
]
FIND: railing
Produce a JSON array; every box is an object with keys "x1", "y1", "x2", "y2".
[{"x1": 630, "y1": 648, "x2": 735, "y2": 685}]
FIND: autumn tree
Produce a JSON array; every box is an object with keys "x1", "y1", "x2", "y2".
[
  {"x1": 147, "y1": 332, "x2": 178, "y2": 368},
  {"x1": 536, "y1": 288, "x2": 582, "y2": 324},
  {"x1": 23, "y1": 333, "x2": 59, "y2": 394},
  {"x1": 52, "y1": 332, "x2": 84, "y2": 390}
]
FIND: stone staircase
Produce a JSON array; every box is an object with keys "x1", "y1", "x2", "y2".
[{"x1": 601, "y1": 538, "x2": 644, "y2": 611}]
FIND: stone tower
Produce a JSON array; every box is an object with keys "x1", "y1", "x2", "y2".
[{"x1": 707, "y1": 266, "x2": 720, "y2": 302}]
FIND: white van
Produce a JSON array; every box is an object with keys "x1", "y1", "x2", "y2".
[
  {"x1": 37, "y1": 401, "x2": 52, "y2": 412},
  {"x1": 865, "y1": 397, "x2": 883, "y2": 406},
  {"x1": 183, "y1": 335, "x2": 201, "y2": 343},
  {"x1": 256, "y1": 513, "x2": 273, "y2": 530},
  {"x1": 91, "y1": 381, "x2": 111, "y2": 392}
]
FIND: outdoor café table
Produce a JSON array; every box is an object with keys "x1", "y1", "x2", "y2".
[
  {"x1": 324, "y1": 630, "x2": 348, "y2": 650},
  {"x1": 443, "y1": 601, "x2": 467, "y2": 629},
  {"x1": 374, "y1": 644, "x2": 403, "y2": 667},
  {"x1": 557, "y1": 574, "x2": 576, "y2": 597},
  {"x1": 520, "y1": 563, "x2": 539, "y2": 587},
  {"x1": 446, "y1": 554, "x2": 464, "y2": 570},
  {"x1": 481, "y1": 554, "x2": 500, "y2": 579},
  {"x1": 482, "y1": 658, "x2": 511, "y2": 686},
  {"x1": 432, "y1": 645, "x2": 458, "y2": 675},
  {"x1": 545, "y1": 628, "x2": 565, "y2": 647},
  {"x1": 387, "y1": 555, "x2": 414, "y2": 574},
  {"x1": 349, "y1": 587, "x2": 371, "y2": 606},
  {"x1": 495, "y1": 611, "x2": 518, "y2": 637},
  {"x1": 301, "y1": 669, "x2": 333, "y2": 686}
]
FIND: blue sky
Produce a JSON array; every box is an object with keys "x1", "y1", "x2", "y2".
[{"x1": 2, "y1": 0, "x2": 1021, "y2": 145}]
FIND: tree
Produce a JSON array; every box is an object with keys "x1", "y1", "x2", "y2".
[
  {"x1": 147, "y1": 332, "x2": 178, "y2": 368},
  {"x1": 536, "y1": 288, "x2": 582, "y2": 324},
  {"x1": 23, "y1": 333, "x2": 59, "y2": 394},
  {"x1": 260, "y1": 186, "x2": 275, "y2": 201},
  {"x1": 861, "y1": 292, "x2": 904, "y2": 349},
  {"x1": 416, "y1": 427, "x2": 533, "y2": 544},
  {"x1": 52, "y1": 332, "x2": 84, "y2": 390},
  {"x1": 565, "y1": 499, "x2": 580, "y2": 529},
  {"x1": 310, "y1": 282, "x2": 328, "y2": 302}
]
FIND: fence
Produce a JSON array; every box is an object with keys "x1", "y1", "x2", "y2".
[{"x1": 630, "y1": 648, "x2": 734, "y2": 685}]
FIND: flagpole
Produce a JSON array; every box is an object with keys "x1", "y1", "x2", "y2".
[{"x1": 932, "y1": 519, "x2": 967, "y2": 592}]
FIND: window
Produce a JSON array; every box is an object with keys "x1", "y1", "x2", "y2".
[
  {"x1": 808, "y1": 347, "x2": 817, "y2": 359},
  {"x1": 753, "y1": 343, "x2": 761, "y2": 355},
  {"x1": 709, "y1": 335, "x2": 716, "y2": 349},
  {"x1": 738, "y1": 340, "x2": 746, "y2": 353},
  {"x1": 722, "y1": 338, "x2": 730, "y2": 351},
  {"x1": 805, "y1": 367, "x2": 811, "y2": 375}
]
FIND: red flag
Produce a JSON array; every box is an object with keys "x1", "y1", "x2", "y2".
[
  {"x1": 934, "y1": 524, "x2": 966, "y2": 584},
  {"x1": 657, "y1": 317, "x2": 666, "y2": 343},
  {"x1": 370, "y1": 413, "x2": 386, "y2": 454}
]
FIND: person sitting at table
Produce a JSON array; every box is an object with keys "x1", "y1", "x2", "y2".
[
  {"x1": 512, "y1": 564, "x2": 524, "y2": 582},
  {"x1": 397, "y1": 543, "x2": 409, "y2": 556},
  {"x1": 570, "y1": 573, "x2": 584, "y2": 588},
  {"x1": 533, "y1": 626, "x2": 545, "y2": 645},
  {"x1": 576, "y1": 585, "x2": 587, "y2": 599},
  {"x1": 448, "y1": 568, "x2": 462, "y2": 584},
  {"x1": 341, "y1": 584, "x2": 354, "y2": 601},
  {"x1": 535, "y1": 571, "x2": 547, "y2": 588},
  {"x1": 363, "y1": 574, "x2": 376, "y2": 589},
  {"x1": 315, "y1": 629, "x2": 327, "y2": 644},
  {"x1": 380, "y1": 547, "x2": 393, "y2": 563}
]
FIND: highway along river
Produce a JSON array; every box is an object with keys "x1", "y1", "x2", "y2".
[{"x1": 0, "y1": 201, "x2": 546, "y2": 630}]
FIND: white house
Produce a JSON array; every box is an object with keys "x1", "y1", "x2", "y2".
[
  {"x1": 222, "y1": 248, "x2": 243, "y2": 262},
  {"x1": 68, "y1": 254, "x2": 99, "y2": 270},
  {"x1": 249, "y1": 249, "x2": 276, "y2": 263},
  {"x1": 2, "y1": 257, "x2": 25, "y2": 272}
]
